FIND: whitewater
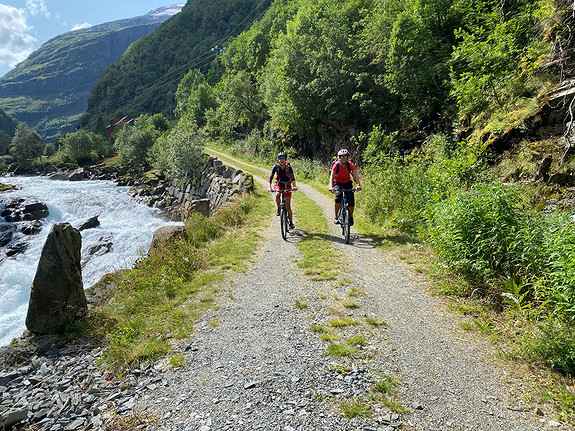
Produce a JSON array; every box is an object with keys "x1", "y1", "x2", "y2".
[{"x1": 0, "y1": 176, "x2": 179, "y2": 347}]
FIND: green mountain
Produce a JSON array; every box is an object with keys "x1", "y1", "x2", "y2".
[
  {"x1": 0, "y1": 107, "x2": 16, "y2": 137},
  {"x1": 0, "y1": 5, "x2": 184, "y2": 142},
  {"x1": 80, "y1": 0, "x2": 271, "y2": 132}
]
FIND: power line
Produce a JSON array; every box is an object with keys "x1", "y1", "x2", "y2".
[{"x1": 96, "y1": 0, "x2": 271, "y2": 116}]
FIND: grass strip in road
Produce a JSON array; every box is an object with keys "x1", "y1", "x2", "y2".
[
  {"x1": 72, "y1": 191, "x2": 272, "y2": 373},
  {"x1": 291, "y1": 191, "x2": 343, "y2": 281}
]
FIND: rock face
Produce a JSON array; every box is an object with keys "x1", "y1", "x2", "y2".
[
  {"x1": 26, "y1": 223, "x2": 87, "y2": 334},
  {"x1": 127, "y1": 157, "x2": 255, "y2": 221}
]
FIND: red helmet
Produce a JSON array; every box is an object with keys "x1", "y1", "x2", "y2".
[{"x1": 337, "y1": 149, "x2": 350, "y2": 156}]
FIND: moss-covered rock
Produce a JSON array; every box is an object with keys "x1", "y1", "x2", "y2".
[{"x1": 0, "y1": 182, "x2": 15, "y2": 193}]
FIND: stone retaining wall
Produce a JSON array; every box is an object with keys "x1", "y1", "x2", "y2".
[{"x1": 126, "y1": 156, "x2": 254, "y2": 220}]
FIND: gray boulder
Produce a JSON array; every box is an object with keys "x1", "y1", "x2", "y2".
[
  {"x1": 25, "y1": 223, "x2": 87, "y2": 334},
  {"x1": 148, "y1": 225, "x2": 186, "y2": 253}
]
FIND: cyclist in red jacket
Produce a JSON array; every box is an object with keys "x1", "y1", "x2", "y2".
[
  {"x1": 268, "y1": 152, "x2": 297, "y2": 229},
  {"x1": 329, "y1": 148, "x2": 361, "y2": 225}
]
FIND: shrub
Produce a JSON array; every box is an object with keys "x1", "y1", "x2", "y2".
[
  {"x1": 362, "y1": 131, "x2": 484, "y2": 233},
  {"x1": 538, "y1": 213, "x2": 575, "y2": 320},
  {"x1": 426, "y1": 182, "x2": 547, "y2": 289},
  {"x1": 530, "y1": 322, "x2": 575, "y2": 375}
]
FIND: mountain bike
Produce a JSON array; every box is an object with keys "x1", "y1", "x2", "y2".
[
  {"x1": 272, "y1": 189, "x2": 294, "y2": 240},
  {"x1": 337, "y1": 189, "x2": 355, "y2": 244}
]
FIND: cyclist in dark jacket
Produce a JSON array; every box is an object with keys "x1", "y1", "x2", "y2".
[{"x1": 268, "y1": 152, "x2": 297, "y2": 229}]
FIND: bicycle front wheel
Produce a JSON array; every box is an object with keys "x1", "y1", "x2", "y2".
[
  {"x1": 342, "y1": 207, "x2": 350, "y2": 244},
  {"x1": 280, "y1": 207, "x2": 289, "y2": 240}
]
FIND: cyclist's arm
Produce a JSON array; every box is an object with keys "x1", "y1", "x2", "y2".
[
  {"x1": 268, "y1": 166, "x2": 276, "y2": 192},
  {"x1": 329, "y1": 168, "x2": 335, "y2": 192},
  {"x1": 351, "y1": 168, "x2": 361, "y2": 190},
  {"x1": 288, "y1": 166, "x2": 297, "y2": 190}
]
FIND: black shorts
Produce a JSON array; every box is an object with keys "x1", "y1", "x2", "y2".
[{"x1": 334, "y1": 182, "x2": 355, "y2": 206}]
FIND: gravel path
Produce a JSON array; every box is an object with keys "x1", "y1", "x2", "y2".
[{"x1": 134, "y1": 151, "x2": 563, "y2": 430}]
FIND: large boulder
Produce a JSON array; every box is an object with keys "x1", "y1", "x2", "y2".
[
  {"x1": 148, "y1": 225, "x2": 186, "y2": 253},
  {"x1": 25, "y1": 223, "x2": 87, "y2": 334}
]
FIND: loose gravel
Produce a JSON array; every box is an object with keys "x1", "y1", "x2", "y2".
[
  {"x1": 0, "y1": 152, "x2": 568, "y2": 431},
  {"x1": 133, "y1": 149, "x2": 561, "y2": 431}
]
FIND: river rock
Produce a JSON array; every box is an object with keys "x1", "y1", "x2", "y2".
[
  {"x1": 1, "y1": 197, "x2": 49, "y2": 222},
  {"x1": 26, "y1": 223, "x2": 87, "y2": 335},
  {"x1": 78, "y1": 215, "x2": 100, "y2": 231}
]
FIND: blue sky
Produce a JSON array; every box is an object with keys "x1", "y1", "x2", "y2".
[{"x1": 0, "y1": 1, "x2": 184, "y2": 77}]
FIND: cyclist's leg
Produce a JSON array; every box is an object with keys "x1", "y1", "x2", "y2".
[
  {"x1": 273, "y1": 184, "x2": 281, "y2": 214},
  {"x1": 286, "y1": 194, "x2": 293, "y2": 223},
  {"x1": 345, "y1": 184, "x2": 355, "y2": 222},
  {"x1": 334, "y1": 183, "x2": 343, "y2": 222}
]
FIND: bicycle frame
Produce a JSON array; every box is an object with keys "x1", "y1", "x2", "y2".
[
  {"x1": 272, "y1": 189, "x2": 293, "y2": 240},
  {"x1": 337, "y1": 188, "x2": 355, "y2": 244}
]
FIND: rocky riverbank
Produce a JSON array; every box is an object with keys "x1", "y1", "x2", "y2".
[
  {"x1": 0, "y1": 333, "x2": 177, "y2": 430},
  {"x1": 0, "y1": 156, "x2": 255, "y2": 430}
]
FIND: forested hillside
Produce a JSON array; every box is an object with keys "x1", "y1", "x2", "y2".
[
  {"x1": 80, "y1": 0, "x2": 272, "y2": 131},
  {"x1": 0, "y1": 5, "x2": 183, "y2": 142},
  {"x1": 0, "y1": 107, "x2": 16, "y2": 154},
  {"x1": 197, "y1": 0, "x2": 566, "y2": 159}
]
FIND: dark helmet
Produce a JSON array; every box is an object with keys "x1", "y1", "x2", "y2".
[{"x1": 277, "y1": 152, "x2": 287, "y2": 159}]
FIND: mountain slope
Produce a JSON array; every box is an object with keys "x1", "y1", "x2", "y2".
[
  {"x1": 0, "y1": 5, "x2": 184, "y2": 142},
  {"x1": 81, "y1": 0, "x2": 271, "y2": 132}
]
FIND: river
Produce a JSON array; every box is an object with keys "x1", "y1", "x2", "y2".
[{"x1": 0, "y1": 176, "x2": 180, "y2": 346}]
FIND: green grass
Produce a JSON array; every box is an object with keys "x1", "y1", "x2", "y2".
[
  {"x1": 294, "y1": 297, "x2": 309, "y2": 309},
  {"x1": 341, "y1": 299, "x2": 358, "y2": 309},
  {"x1": 169, "y1": 354, "x2": 185, "y2": 367},
  {"x1": 326, "y1": 343, "x2": 360, "y2": 357},
  {"x1": 73, "y1": 192, "x2": 272, "y2": 373},
  {"x1": 329, "y1": 317, "x2": 360, "y2": 328},
  {"x1": 364, "y1": 316, "x2": 387, "y2": 327},
  {"x1": 320, "y1": 333, "x2": 338, "y2": 343},
  {"x1": 346, "y1": 335, "x2": 367, "y2": 346},
  {"x1": 339, "y1": 398, "x2": 373, "y2": 418},
  {"x1": 291, "y1": 191, "x2": 343, "y2": 280},
  {"x1": 309, "y1": 324, "x2": 328, "y2": 333}
]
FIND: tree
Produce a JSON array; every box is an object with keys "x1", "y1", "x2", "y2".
[
  {"x1": 175, "y1": 69, "x2": 217, "y2": 126},
  {"x1": 10, "y1": 123, "x2": 42, "y2": 161},
  {"x1": 0, "y1": 131, "x2": 10, "y2": 155},
  {"x1": 114, "y1": 115, "x2": 163, "y2": 166},
  {"x1": 261, "y1": 0, "x2": 371, "y2": 138},
  {"x1": 59, "y1": 129, "x2": 112, "y2": 164},
  {"x1": 209, "y1": 70, "x2": 265, "y2": 138},
  {"x1": 450, "y1": 1, "x2": 545, "y2": 117},
  {"x1": 148, "y1": 117, "x2": 205, "y2": 179}
]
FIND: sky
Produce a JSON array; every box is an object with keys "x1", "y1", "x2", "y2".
[{"x1": 0, "y1": 0, "x2": 184, "y2": 77}]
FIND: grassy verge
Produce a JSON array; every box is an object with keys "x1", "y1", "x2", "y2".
[{"x1": 72, "y1": 191, "x2": 272, "y2": 373}]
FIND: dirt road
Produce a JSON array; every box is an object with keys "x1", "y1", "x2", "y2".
[{"x1": 134, "y1": 150, "x2": 560, "y2": 430}]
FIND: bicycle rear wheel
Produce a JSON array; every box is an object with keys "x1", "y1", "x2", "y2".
[
  {"x1": 342, "y1": 207, "x2": 350, "y2": 244},
  {"x1": 280, "y1": 207, "x2": 288, "y2": 240}
]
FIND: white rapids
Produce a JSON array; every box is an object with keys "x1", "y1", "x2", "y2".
[{"x1": 0, "y1": 176, "x2": 180, "y2": 346}]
